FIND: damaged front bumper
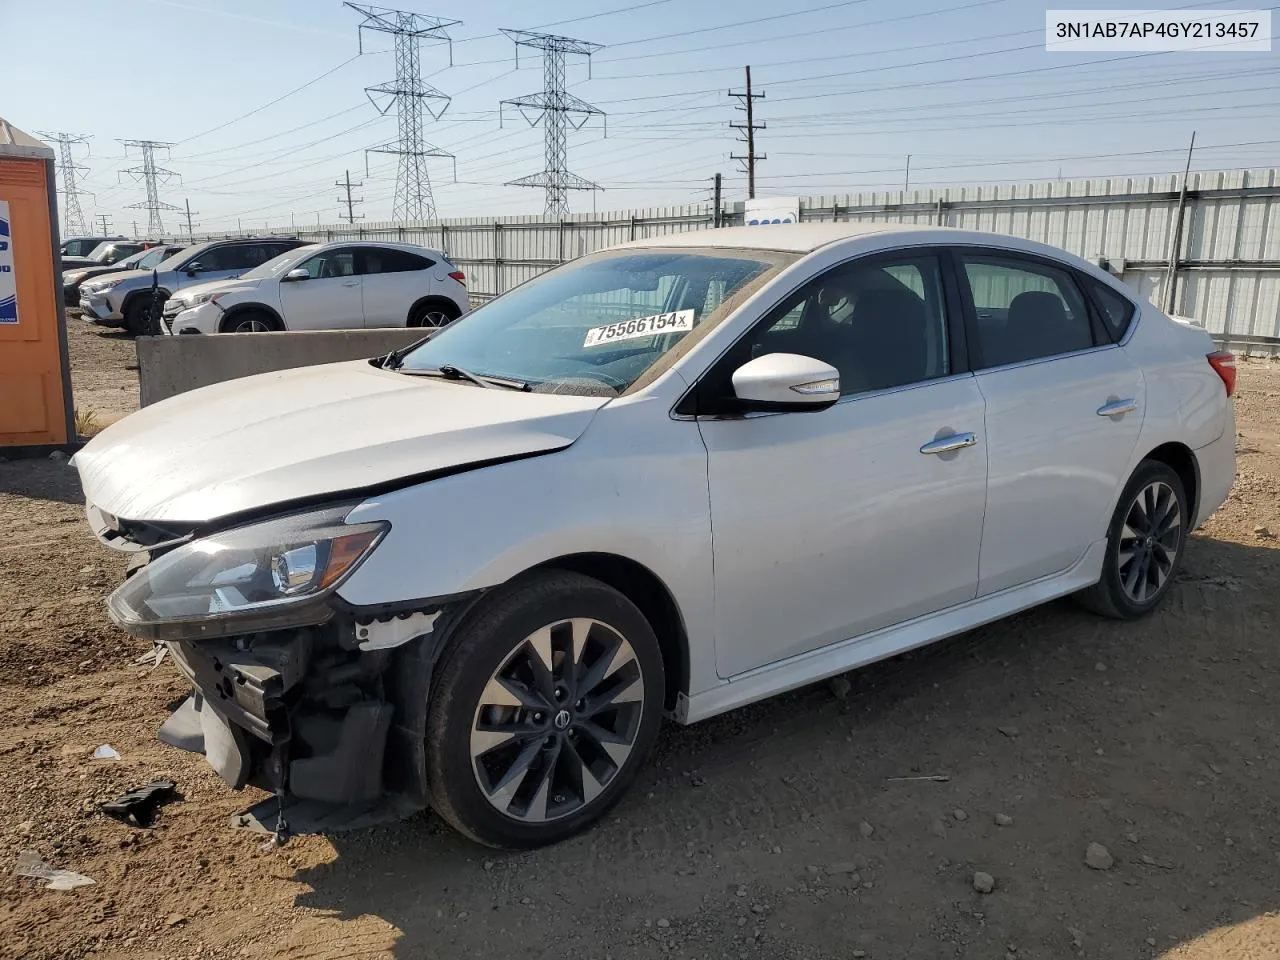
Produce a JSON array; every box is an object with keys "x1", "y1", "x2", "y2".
[{"x1": 155, "y1": 605, "x2": 468, "y2": 836}]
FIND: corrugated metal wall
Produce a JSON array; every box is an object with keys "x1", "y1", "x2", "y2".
[{"x1": 192, "y1": 168, "x2": 1280, "y2": 342}]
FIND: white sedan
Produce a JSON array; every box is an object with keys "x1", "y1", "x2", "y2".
[
  {"x1": 74, "y1": 223, "x2": 1235, "y2": 849},
  {"x1": 162, "y1": 240, "x2": 470, "y2": 334}
]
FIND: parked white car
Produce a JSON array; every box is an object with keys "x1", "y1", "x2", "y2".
[
  {"x1": 74, "y1": 223, "x2": 1235, "y2": 849},
  {"x1": 161, "y1": 240, "x2": 470, "y2": 334}
]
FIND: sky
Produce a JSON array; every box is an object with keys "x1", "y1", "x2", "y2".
[{"x1": 1, "y1": 0, "x2": 1277, "y2": 233}]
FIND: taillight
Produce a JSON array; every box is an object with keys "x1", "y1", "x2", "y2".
[
  {"x1": 1207, "y1": 350, "x2": 1236, "y2": 397},
  {"x1": 448, "y1": 270, "x2": 466, "y2": 285}
]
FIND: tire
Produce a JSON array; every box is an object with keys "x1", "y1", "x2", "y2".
[
  {"x1": 426, "y1": 570, "x2": 665, "y2": 848},
  {"x1": 219, "y1": 309, "x2": 281, "y2": 333},
  {"x1": 408, "y1": 299, "x2": 460, "y2": 328},
  {"x1": 123, "y1": 296, "x2": 157, "y2": 336},
  {"x1": 1075, "y1": 459, "x2": 1189, "y2": 619}
]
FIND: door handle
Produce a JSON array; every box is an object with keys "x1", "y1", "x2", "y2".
[
  {"x1": 1096, "y1": 398, "x2": 1138, "y2": 417},
  {"x1": 919, "y1": 432, "x2": 977, "y2": 455},
  {"x1": 341, "y1": 279, "x2": 360, "y2": 287}
]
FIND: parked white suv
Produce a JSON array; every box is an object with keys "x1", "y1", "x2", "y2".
[
  {"x1": 162, "y1": 241, "x2": 470, "y2": 334},
  {"x1": 74, "y1": 224, "x2": 1236, "y2": 849},
  {"x1": 79, "y1": 237, "x2": 307, "y2": 334}
]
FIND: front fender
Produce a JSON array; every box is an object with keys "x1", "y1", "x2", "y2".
[{"x1": 337, "y1": 398, "x2": 718, "y2": 694}]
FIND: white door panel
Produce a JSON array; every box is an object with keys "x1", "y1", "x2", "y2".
[
  {"x1": 975, "y1": 347, "x2": 1144, "y2": 595},
  {"x1": 278, "y1": 276, "x2": 363, "y2": 330},
  {"x1": 701, "y1": 376, "x2": 987, "y2": 678},
  {"x1": 361, "y1": 270, "x2": 423, "y2": 328}
]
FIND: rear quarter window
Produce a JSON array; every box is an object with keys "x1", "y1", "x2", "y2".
[{"x1": 1083, "y1": 276, "x2": 1138, "y2": 342}]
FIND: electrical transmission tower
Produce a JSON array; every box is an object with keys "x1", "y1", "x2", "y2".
[
  {"x1": 336, "y1": 170, "x2": 366, "y2": 224},
  {"x1": 500, "y1": 29, "x2": 605, "y2": 218},
  {"x1": 38, "y1": 131, "x2": 92, "y2": 238},
  {"x1": 119, "y1": 140, "x2": 180, "y2": 236},
  {"x1": 346, "y1": 3, "x2": 457, "y2": 222},
  {"x1": 729, "y1": 66, "x2": 766, "y2": 200}
]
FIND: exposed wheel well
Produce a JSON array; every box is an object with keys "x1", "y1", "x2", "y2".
[
  {"x1": 534, "y1": 553, "x2": 689, "y2": 712},
  {"x1": 408, "y1": 296, "x2": 462, "y2": 326},
  {"x1": 219, "y1": 303, "x2": 284, "y2": 332},
  {"x1": 1142, "y1": 441, "x2": 1200, "y2": 522}
]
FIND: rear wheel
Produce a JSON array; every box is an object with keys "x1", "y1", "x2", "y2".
[
  {"x1": 408, "y1": 299, "x2": 460, "y2": 328},
  {"x1": 425, "y1": 571, "x2": 664, "y2": 848},
  {"x1": 220, "y1": 310, "x2": 281, "y2": 333},
  {"x1": 1076, "y1": 459, "x2": 1188, "y2": 619}
]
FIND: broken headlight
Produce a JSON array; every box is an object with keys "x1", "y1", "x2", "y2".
[{"x1": 106, "y1": 505, "x2": 388, "y2": 640}]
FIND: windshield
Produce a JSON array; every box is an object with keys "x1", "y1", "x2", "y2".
[
  {"x1": 240, "y1": 245, "x2": 318, "y2": 281},
  {"x1": 87, "y1": 242, "x2": 116, "y2": 261},
  {"x1": 115, "y1": 249, "x2": 152, "y2": 268},
  {"x1": 155, "y1": 245, "x2": 200, "y2": 272},
  {"x1": 396, "y1": 249, "x2": 789, "y2": 395},
  {"x1": 135, "y1": 247, "x2": 172, "y2": 270}
]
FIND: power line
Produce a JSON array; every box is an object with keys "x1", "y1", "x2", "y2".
[
  {"x1": 500, "y1": 29, "x2": 605, "y2": 217},
  {"x1": 38, "y1": 131, "x2": 92, "y2": 237},
  {"x1": 728, "y1": 66, "x2": 765, "y2": 200},
  {"x1": 119, "y1": 140, "x2": 181, "y2": 236},
  {"x1": 347, "y1": 3, "x2": 459, "y2": 221}
]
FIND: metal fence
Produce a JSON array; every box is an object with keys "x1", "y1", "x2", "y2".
[{"x1": 191, "y1": 166, "x2": 1280, "y2": 348}]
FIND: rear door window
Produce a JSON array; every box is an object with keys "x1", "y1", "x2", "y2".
[
  {"x1": 958, "y1": 254, "x2": 1095, "y2": 368},
  {"x1": 359, "y1": 248, "x2": 433, "y2": 274}
]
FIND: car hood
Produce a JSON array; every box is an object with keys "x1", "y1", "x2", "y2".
[
  {"x1": 74, "y1": 360, "x2": 609, "y2": 525},
  {"x1": 174, "y1": 277, "x2": 260, "y2": 303},
  {"x1": 86, "y1": 268, "x2": 152, "y2": 289},
  {"x1": 68, "y1": 263, "x2": 132, "y2": 281}
]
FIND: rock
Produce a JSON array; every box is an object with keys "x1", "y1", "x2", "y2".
[
  {"x1": 735, "y1": 885, "x2": 748, "y2": 897},
  {"x1": 825, "y1": 862, "x2": 860, "y2": 879},
  {"x1": 953, "y1": 808, "x2": 969, "y2": 822},
  {"x1": 750, "y1": 904, "x2": 765, "y2": 915},
  {"x1": 858, "y1": 821, "x2": 875, "y2": 838},
  {"x1": 1125, "y1": 832, "x2": 1139, "y2": 844},
  {"x1": 972, "y1": 871, "x2": 996, "y2": 894},
  {"x1": 1145, "y1": 938, "x2": 1156, "y2": 947},
  {"x1": 1067, "y1": 926, "x2": 1085, "y2": 947},
  {"x1": 48, "y1": 450, "x2": 68, "y2": 462},
  {"x1": 1094, "y1": 662, "x2": 1107, "y2": 672},
  {"x1": 1254, "y1": 525, "x2": 1274, "y2": 539},
  {"x1": 771, "y1": 845, "x2": 782, "y2": 855},
  {"x1": 657, "y1": 918, "x2": 670, "y2": 929},
  {"x1": 1085, "y1": 842, "x2": 1114, "y2": 870},
  {"x1": 830, "y1": 676, "x2": 852, "y2": 700},
  {"x1": 997, "y1": 725, "x2": 1019, "y2": 738},
  {"x1": 930, "y1": 818, "x2": 947, "y2": 837},
  {"x1": 165, "y1": 915, "x2": 186, "y2": 928},
  {"x1": 994, "y1": 813, "x2": 1014, "y2": 827},
  {"x1": 482, "y1": 860, "x2": 494, "y2": 871},
  {"x1": 852, "y1": 952, "x2": 867, "y2": 959}
]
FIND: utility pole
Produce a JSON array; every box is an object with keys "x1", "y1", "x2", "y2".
[
  {"x1": 500, "y1": 29, "x2": 606, "y2": 218},
  {"x1": 346, "y1": 3, "x2": 457, "y2": 223},
  {"x1": 131, "y1": 220, "x2": 138, "y2": 236},
  {"x1": 336, "y1": 169, "x2": 365, "y2": 224},
  {"x1": 95, "y1": 213, "x2": 112, "y2": 235},
  {"x1": 1164, "y1": 130, "x2": 1197, "y2": 314},
  {"x1": 904, "y1": 154, "x2": 911, "y2": 192},
  {"x1": 119, "y1": 140, "x2": 180, "y2": 236},
  {"x1": 38, "y1": 131, "x2": 92, "y2": 238},
  {"x1": 729, "y1": 66, "x2": 766, "y2": 200},
  {"x1": 182, "y1": 198, "x2": 199, "y2": 242},
  {"x1": 713, "y1": 172, "x2": 723, "y2": 227}
]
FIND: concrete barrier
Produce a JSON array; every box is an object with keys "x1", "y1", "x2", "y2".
[{"x1": 136, "y1": 329, "x2": 437, "y2": 407}]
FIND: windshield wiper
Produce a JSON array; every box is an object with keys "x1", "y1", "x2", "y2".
[
  {"x1": 398, "y1": 364, "x2": 530, "y2": 391},
  {"x1": 380, "y1": 335, "x2": 433, "y2": 370}
]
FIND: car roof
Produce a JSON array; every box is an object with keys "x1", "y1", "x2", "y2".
[{"x1": 316, "y1": 239, "x2": 444, "y2": 255}]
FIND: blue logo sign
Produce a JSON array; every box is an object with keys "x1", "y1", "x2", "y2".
[{"x1": 0, "y1": 202, "x2": 16, "y2": 324}]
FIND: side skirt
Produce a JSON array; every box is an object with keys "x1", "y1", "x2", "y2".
[{"x1": 678, "y1": 538, "x2": 1107, "y2": 725}]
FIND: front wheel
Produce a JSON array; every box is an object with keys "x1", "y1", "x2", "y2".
[
  {"x1": 425, "y1": 571, "x2": 664, "y2": 848},
  {"x1": 1076, "y1": 459, "x2": 1189, "y2": 619},
  {"x1": 220, "y1": 310, "x2": 281, "y2": 333},
  {"x1": 123, "y1": 296, "x2": 157, "y2": 336},
  {"x1": 408, "y1": 300, "x2": 461, "y2": 328}
]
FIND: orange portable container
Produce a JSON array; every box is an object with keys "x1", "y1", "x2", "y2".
[{"x1": 0, "y1": 118, "x2": 75, "y2": 451}]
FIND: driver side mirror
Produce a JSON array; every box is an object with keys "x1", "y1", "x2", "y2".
[
  {"x1": 283, "y1": 268, "x2": 310, "y2": 282},
  {"x1": 731, "y1": 353, "x2": 840, "y2": 411},
  {"x1": 185, "y1": 261, "x2": 204, "y2": 276}
]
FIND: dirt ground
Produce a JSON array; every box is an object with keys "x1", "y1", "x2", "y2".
[{"x1": 2, "y1": 325, "x2": 1279, "y2": 960}]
